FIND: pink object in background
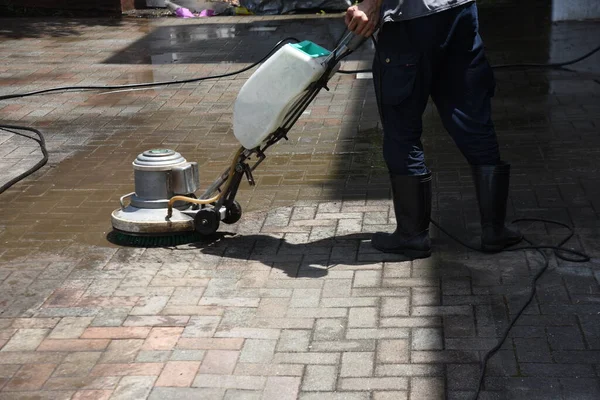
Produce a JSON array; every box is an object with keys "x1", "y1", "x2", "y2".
[
  {"x1": 175, "y1": 7, "x2": 195, "y2": 18},
  {"x1": 199, "y1": 9, "x2": 216, "y2": 17}
]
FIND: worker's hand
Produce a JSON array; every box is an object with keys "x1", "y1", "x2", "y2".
[{"x1": 345, "y1": 0, "x2": 381, "y2": 38}]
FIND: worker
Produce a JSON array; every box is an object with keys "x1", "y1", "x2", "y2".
[{"x1": 345, "y1": 0, "x2": 523, "y2": 259}]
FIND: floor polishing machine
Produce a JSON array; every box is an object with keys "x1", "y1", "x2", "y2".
[{"x1": 110, "y1": 32, "x2": 367, "y2": 246}]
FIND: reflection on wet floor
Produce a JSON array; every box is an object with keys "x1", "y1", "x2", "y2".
[{"x1": 103, "y1": 18, "x2": 373, "y2": 65}]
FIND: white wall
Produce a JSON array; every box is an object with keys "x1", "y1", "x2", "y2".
[{"x1": 552, "y1": 0, "x2": 600, "y2": 21}]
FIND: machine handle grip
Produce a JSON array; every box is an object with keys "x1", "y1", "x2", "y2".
[
  {"x1": 333, "y1": 31, "x2": 370, "y2": 61},
  {"x1": 346, "y1": 33, "x2": 369, "y2": 52}
]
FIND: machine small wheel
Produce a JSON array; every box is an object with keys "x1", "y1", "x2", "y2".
[
  {"x1": 222, "y1": 200, "x2": 243, "y2": 224},
  {"x1": 194, "y1": 208, "x2": 220, "y2": 235}
]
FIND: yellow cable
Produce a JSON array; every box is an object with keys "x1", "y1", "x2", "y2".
[{"x1": 166, "y1": 147, "x2": 244, "y2": 218}]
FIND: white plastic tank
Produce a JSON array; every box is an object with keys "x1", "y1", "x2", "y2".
[{"x1": 233, "y1": 40, "x2": 332, "y2": 150}]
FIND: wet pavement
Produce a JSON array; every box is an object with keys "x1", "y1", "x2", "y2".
[{"x1": 1, "y1": 1, "x2": 599, "y2": 399}]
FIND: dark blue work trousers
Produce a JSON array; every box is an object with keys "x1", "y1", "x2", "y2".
[{"x1": 373, "y1": 2, "x2": 501, "y2": 175}]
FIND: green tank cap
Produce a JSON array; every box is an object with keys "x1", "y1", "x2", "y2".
[{"x1": 291, "y1": 40, "x2": 331, "y2": 58}]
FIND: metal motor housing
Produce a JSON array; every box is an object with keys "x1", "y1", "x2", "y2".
[{"x1": 131, "y1": 149, "x2": 200, "y2": 209}]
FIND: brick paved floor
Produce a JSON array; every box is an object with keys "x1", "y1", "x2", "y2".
[{"x1": 1, "y1": 1, "x2": 599, "y2": 399}]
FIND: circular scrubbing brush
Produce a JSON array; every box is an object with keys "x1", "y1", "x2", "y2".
[{"x1": 107, "y1": 230, "x2": 207, "y2": 248}]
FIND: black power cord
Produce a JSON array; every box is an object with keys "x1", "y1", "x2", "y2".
[
  {"x1": 493, "y1": 43, "x2": 600, "y2": 69},
  {"x1": 0, "y1": 36, "x2": 595, "y2": 400},
  {"x1": 431, "y1": 218, "x2": 590, "y2": 399},
  {"x1": 0, "y1": 37, "x2": 301, "y2": 102},
  {"x1": 338, "y1": 43, "x2": 600, "y2": 73},
  {"x1": 0, "y1": 125, "x2": 48, "y2": 195}
]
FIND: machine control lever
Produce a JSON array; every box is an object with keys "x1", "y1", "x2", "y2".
[{"x1": 242, "y1": 163, "x2": 256, "y2": 186}]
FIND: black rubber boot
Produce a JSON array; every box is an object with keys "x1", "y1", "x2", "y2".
[
  {"x1": 471, "y1": 162, "x2": 523, "y2": 252},
  {"x1": 372, "y1": 173, "x2": 432, "y2": 259}
]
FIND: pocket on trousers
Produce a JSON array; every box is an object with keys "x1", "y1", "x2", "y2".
[{"x1": 377, "y1": 52, "x2": 419, "y2": 105}]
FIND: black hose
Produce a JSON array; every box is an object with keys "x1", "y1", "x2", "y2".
[
  {"x1": 0, "y1": 125, "x2": 48, "y2": 195},
  {"x1": 338, "y1": 43, "x2": 600, "y2": 73},
  {"x1": 431, "y1": 218, "x2": 590, "y2": 400},
  {"x1": 0, "y1": 37, "x2": 301, "y2": 102},
  {"x1": 492, "y1": 44, "x2": 600, "y2": 69},
  {"x1": 337, "y1": 68, "x2": 373, "y2": 74}
]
